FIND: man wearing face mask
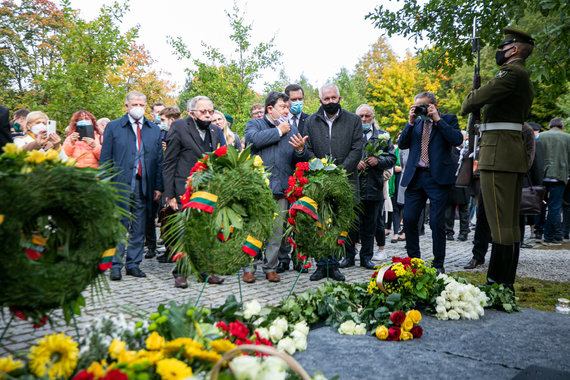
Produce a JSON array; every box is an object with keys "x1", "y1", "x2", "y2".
[
  {"x1": 243, "y1": 91, "x2": 310, "y2": 283},
  {"x1": 100, "y1": 91, "x2": 164, "y2": 281},
  {"x1": 399, "y1": 91, "x2": 463, "y2": 275},
  {"x1": 461, "y1": 28, "x2": 535, "y2": 292},
  {"x1": 298, "y1": 83, "x2": 364, "y2": 282},
  {"x1": 285, "y1": 84, "x2": 309, "y2": 136},
  {"x1": 162, "y1": 95, "x2": 226, "y2": 288}
]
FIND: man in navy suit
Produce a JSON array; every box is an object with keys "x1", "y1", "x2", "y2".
[
  {"x1": 100, "y1": 91, "x2": 164, "y2": 281},
  {"x1": 398, "y1": 91, "x2": 463, "y2": 274}
]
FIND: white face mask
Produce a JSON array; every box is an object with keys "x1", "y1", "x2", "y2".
[
  {"x1": 31, "y1": 123, "x2": 47, "y2": 136},
  {"x1": 128, "y1": 106, "x2": 145, "y2": 120}
]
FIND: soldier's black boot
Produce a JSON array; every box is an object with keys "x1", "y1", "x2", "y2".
[
  {"x1": 502, "y1": 243, "x2": 519, "y2": 294},
  {"x1": 486, "y1": 243, "x2": 503, "y2": 285}
]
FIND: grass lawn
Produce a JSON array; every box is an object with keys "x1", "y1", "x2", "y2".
[{"x1": 454, "y1": 271, "x2": 570, "y2": 312}]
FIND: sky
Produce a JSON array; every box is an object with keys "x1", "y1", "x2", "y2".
[{"x1": 70, "y1": 0, "x2": 419, "y2": 94}]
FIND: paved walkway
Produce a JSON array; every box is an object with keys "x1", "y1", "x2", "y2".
[{"x1": 1, "y1": 225, "x2": 569, "y2": 356}]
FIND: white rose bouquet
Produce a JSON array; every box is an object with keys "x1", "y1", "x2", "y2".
[{"x1": 435, "y1": 274, "x2": 488, "y2": 320}]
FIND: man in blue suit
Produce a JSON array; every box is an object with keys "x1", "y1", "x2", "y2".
[
  {"x1": 100, "y1": 91, "x2": 164, "y2": 280},
  {"x1": 398, "y1": 91, "x2": 463, "y2": 274}
]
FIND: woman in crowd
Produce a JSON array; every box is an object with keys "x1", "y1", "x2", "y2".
[
  {"x1": 389, "y1": 131, "x2": 405, "y2": 243},
  {"x1": 62, "y1": 110, "x2": 101, "y2": 168},
  {"x1": 13, "y1": 111, "x2": 63, "y2": 155},
  {"x1": 211, "y1": 110, "x2": 241, "y2": 152}
]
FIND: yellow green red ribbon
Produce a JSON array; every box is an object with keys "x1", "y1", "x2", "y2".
[
  {"x1": 242, "y1": 235, "x2": 263, "y2": 256},
  {"x1": 291, "y1": 196, "x2": 318, "y2": 220},
  {"x1": 185, "y1": 191, "x2": 218, "y2": 213},
  {"x1": 98, "y1": 248, "x2": 116, "y2": 271}
]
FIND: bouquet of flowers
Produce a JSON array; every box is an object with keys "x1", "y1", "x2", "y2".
[
  {"x1": 361, "y1": 131, "x2": 391, "y2": 172},
  {"x1": 374, "y1": 310, "x2": 423, "y2": 342},
  {"x1": 434, "y1": 274, "x2": 488, "y2": 320},
  {"x1": 368, "y1": 257, "x2": 438, "y2": 303}
]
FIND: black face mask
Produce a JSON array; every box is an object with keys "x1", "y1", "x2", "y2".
[
  {"x1": 495, "y1": 46, "x2": 514, "y2": 66},
  {"x1": 195, "y1": 118, "x2": 211, "y2": 130},
  {"x1": 322, "y1": 102, "x2": 341, "y2": 115}
]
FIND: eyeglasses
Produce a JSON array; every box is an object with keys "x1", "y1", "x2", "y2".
[
  {"x1": 252, "y1": 110, "x2": 264, "y2": 115},
  {"x1": 192, "y1": 109, "x2": 214, "y2": 115}
]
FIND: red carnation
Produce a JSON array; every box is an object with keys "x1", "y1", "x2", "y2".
[
  {"x1": 100, "y1": 370, "x2": 128, "y2": 380},
  {"x1": 412, "y1": 268, "x2": 418, "y2": 275},
  {"x1": 298, "y1": 177, "x2": 308, "y2": 185},
  {"x1": 294, "y1": 169, "x2": 304, "y2": 178},
  {"x1": 383, "y1": 269, "x2": 397, "y2": 281},
  {"x1": 387, "y1": 326, "x2": 401, "y2": 341},
  {"x1": 401, "y1": 257, "x2": 412, "y2": 265},
  {"x1": 392, "y1": 257, "x2": 402, "y2": 263},
  {"x1": 390, "y1": 311, "x2": 406, "y2": 326},
  {"x1": 288, "y1": 177, "x2": 297, "y2": 186},
  {"x1": 303, "y1": 262, "x2": 312, "y2": 269},
  {"x1": 213, "y1": 145, "x2": 228, "y2": 157},
  {"x1": 371, "y1": 271, "x2": 378, "y2": 279},
  {"x1": 410, "y1": 325, "x2": 423, "y2": 339},
  {"x1": 229, "y1": 320, "x2": 250, "y2": 341},
  {"x1": 216, "y1": 321, "x2": 229, "y2": 332},
  {"x1": 294, "y1": 187, "x2": 304, "y2": 197},
  {"x1": 289, "y1": 209, "x2": 297, "y2": 217},
  {"x1": 33, "y1": 316, "x2": 48, "y2": 329},
  {"x1": 287, "y1": 217, "x2": 296, "y2": 226},
  {"x1": 73, "y1": 371, "x2": 94, "y2": 380},
  {"x1": 337, "y1": 239, "x2": 345, "y2": 245},
  {"x1": 296, "y1": 162, "x2": 309, "y2": 171}
]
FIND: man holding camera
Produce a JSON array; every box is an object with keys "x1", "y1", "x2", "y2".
[{"x1": 398, "y1": 91, "x2": 463, "y2": 274}]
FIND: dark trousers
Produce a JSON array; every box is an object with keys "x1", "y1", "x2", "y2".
[
  {"x1": 544, "y1": 181, "x2": 565, "y2": 241},
  {"x1": 114, "y1": 179, "x2": 146, "y2": 270},
  {"x1": 563, "y1": 182, "x2": 570, "y2": 238},
  {"x1": 145, "y1": 199, "x2": 160, "y2": 250},
  {"x1": 403, "y1": 169, "x2": 451, "y2": 269},
  {"x1": 375, "y1": 207, "x2": 386, "y2": 247},
  {"x1": 472, "y1": 189, "x2": 492, "y2": 263},
  {"x1": 445, "y1": 202, "x2": 469, "y2": 237},
  {"x1": 346, "y1": 200, "x2": 380, "y2": 261},
  {"x1": 391, "y1": 197, "x2": 403, "y2": 234}
]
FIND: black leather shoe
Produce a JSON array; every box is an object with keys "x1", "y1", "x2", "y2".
[
  {"x1": 293, "y1": 264, "x2": 308, "y2": 273},
  {"x1": 309, "y1": 266, "x2": 326, "y2": 281},
  {"x1": 446, "y1": 235, "x2": 454, "y2": 241},
  {"x1": 110, "y1": 267, "x2": 122, "y2": 281},
  {"x1": 330, "y1": 268, "x2": 345, "y2": 281},
  {"x1": 360, "y1": 259, "x2": 375, "y2": 270},
  {"x1": 457, "y1": 234, "x2": 468, "y2": 241},
  {"x1": 339, "y1": 258, "x2": 355, "y2": 268},
  {"x1": 276, "y1": 262, "x2": 289, "y2": 273},
  {"x1": 157, "y1": 254, "x2": 169, "y2": 263},
  {"x1": 464, "y1": 258, "x2": 484, "y2": 269},
  {"x1": 435, "y1": 267, "x2": 446, "y2": 275},
  {"x1": 520, "y1": 242, "x2": 533, "y2": 249},
  {"x1": 145, "y1": 249, "x2": 157, "y2": 259},
  {"x1": 126, "y1": 267, "x2": 146, "y2": 277}
]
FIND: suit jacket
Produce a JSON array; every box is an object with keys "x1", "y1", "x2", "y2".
[
  {"x1": 293, "y1": 112, "x2": 309, "y2": 136},
  {"x1": 0, "y1": 105, "x2": 12, "y2": 148},
  {"x1": 302, "y1": 106, "x2": 363, "y2": 182},
  {"x1": 448, "y1": 147, "x2": 470, "y2": 205},
  {"x1": 163, "y1": 116, "x2": 226, "y2": 201},
  {"x1": 359, "y1": 128, "x2": 396, "y2": 201},
  {"x1": 99, "y1": 114, "x2": 164, "y2": 213},
  {"x1": 398, "y1": 113, "x2": 463, "y2": 187}
]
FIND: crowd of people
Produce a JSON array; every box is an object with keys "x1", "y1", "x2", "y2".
[{"x1": 1, "y1": 28, "x2": 568, "y2": 292}]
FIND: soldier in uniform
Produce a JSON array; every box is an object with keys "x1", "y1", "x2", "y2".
[{"x1": 461, "y1": 28, "x2": 535, "y2": 291}]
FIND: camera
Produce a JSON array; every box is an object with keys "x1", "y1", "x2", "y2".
[{"x1": 414, "y1": 103, "x2": 429, "y2": 117}]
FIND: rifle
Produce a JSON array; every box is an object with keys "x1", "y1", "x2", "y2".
[{"x1": 455, "y1": 17, "x2": 481, "y2": 187}]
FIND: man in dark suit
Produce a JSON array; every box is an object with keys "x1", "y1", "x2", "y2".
[
  {"x1": 162, "y1": 95, "x2": 226, "y2": 288},
  {"x1": 100, "y1": 91, "x2": 164, "y2": 281},
  {"x1": 299, "y1": 83, "x2": 363, "y2": 281},
  {"x1": 0, "y1": 105, "x2": 12, "y2": 148},
  {"x1": 399, "y1": 91, "x2": 463, "y2": 274}
]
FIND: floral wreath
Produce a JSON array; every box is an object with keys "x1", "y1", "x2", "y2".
[
  {"x1": 0, "y1": 144, "x2": 124, "y2": 327},
  {"x1": 284, "y1": 157, "x2": 357, "y2": 264},
  {"x1": 166, "y1": 145, "x2": 279, "y2": 276}
]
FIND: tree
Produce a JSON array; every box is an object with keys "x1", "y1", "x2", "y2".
[
  {"x1": 366, "y1": 0, "x2": 570, "y2": 83},
  {"x1": 169, "y1": 2, "x2": 281, "y2": 136},
  {"x1": 333, "y1": 67, "x2": 368, "y2": 114}
]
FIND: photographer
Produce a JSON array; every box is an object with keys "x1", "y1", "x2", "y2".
[{"x1": 398, "y1": 91, "x2": 463, "y2": 274}]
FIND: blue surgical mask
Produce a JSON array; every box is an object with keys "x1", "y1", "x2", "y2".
[
  {"x1": 290, "y1": 101, "x2": 303, "y2": 115},
  {"x1": 362, "y1": 123, "x2": 372, "y2": 132},
  {"x1": 77, "y1": 120, "x2": 92, "y2": 127},
  {"x1": 154, "y1": 115, "x2": 161, "y2": 123},
  {"x1": 160, "y1": 122, "x2": 170, "y2": 131}
]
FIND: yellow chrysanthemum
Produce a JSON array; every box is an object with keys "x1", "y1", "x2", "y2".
[
  {"x1": 28, "y1": 333, "x2": 78, "y2": 379},
  {"x1": 146, "y1": 332, "x2": 165, "y2": 351},
  {"x1": 401, "y1": 317, "x2": 414, "y2": 332},
  {"x1": 117, "y1": 350, "x2": 136, "y2": 364},
  {"x1": 161, "y1": 338, "x2": 203, "y2": 357},
  {"x1": 0, "y1": 355, "x2": 24, "y2": 379},
  {"x1": 108, "y1": 339, "x2": 126, "y2": 360},
  {"x1": 155, "y1": 358, "x2": 192, "y2": 380},
  {"x1": 183, "y1": 347, "x2": 221, "y2": 364},
  {"x1": 399, "y1": 331, "x2": 413, "y2": 341},
  {"x1": 375, "y1": 326, "x2": 389, "y2": 340},
  {"x1": 44, "y1": 149, "x2": 59, "y2": 162},
  {"x1": 253, "y1": 155, "x2": 263, "y2": 166},
  {"x1": 25, "y1": 150, "x2": 46, "y2": 165},
  {"x1": 407, "y1": 309, "x2": 422, "y2": 324},
  {"x1": 265, "y1": 178, "x2": 270, "y2": 186},
  {"x1": 2, "y1": 143, "x2": 20, "y2": 155},
  {"x1": 410, "y1": 258, "x2": 424, "y2": 266},
  {"x1": 135, "y1": 350, "x2": 163, "y2": 365},
  {"x1": 320, "y1": 158, "x2": 327, "y2": 164},
  {"x1": 209, "y1": 339, "x2": 237, "y2": 354},
  {"x1": 87, "y1": 361, "x2": 106, "y2": 378}
]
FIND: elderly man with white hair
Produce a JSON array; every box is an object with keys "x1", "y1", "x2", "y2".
[{"x1": 296, "y1": 83, "x2": 363, "y2": 281}]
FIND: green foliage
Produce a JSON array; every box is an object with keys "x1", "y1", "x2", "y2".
[
  {"x1": 480, "y1": 283, "x2": 521, "y2": 313},
  {"x1": 333, "y1": 67, "x2": 368, "y2": 114},
  {"x1": 147, "y1": 301, "x2": 220, "y2": 341},
  {"x1": 170, "y1": 2, "x2": 282, "y2": 137}
]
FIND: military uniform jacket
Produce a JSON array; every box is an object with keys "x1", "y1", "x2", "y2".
[{"x1": 461, "y1": 60, "x2": 533, "y2": 173}]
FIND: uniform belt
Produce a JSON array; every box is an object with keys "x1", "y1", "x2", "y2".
[{"x1": 479, "y1": 122, "x2": 523, "y2": 132}]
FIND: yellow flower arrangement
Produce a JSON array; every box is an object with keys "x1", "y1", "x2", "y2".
[
  {"x1": 145, "y1": 332, "x2": 165, "y2": 351},
  {"x1": 183, "y1": 347, "x2": 221, "y2": 364},
  {"x1": 134, "y1": 350, "x2": 163, "y2": 365},
  {"x1": 117, "y1": 350, "x2": 136, "y2": 364},
  {"x1": 401, "y1": 317, "x2": 414, "y2": 332},
  {"x1": 28, "y1": 333, "x2": 78, "y2": 379},
  {"x1": 25, "y1": 150, "x2": 46, "y2": 165},
  {"x1": 44, "y1": 149, "x2": 59, "y2": 162},
  {"x1": 407, "y1": 309, "x2": 422, "y2": 324},
  {"x1": 108, "y1": 339, "x2": 127, "y2": 360},
  {"x1": 399, "y1": 331, "x2": 413, "y2": 341},
  {"x1": 155, "y1": 358, "x2": 193, "y2": 380},
  {"x1": 0, "y1": 355, "x2": 23, "y2": 379},
  {"x1": 209, "y1": 339, "x2": 237, "y2": 354},
  {"x1": 87, "y1": 360, "x2": 106, "y2": 378},
  {"x1": 375, "y1": 326, "x2": 389, "y2": 340},
  {"x1": 253, "y1": 155, "x2": 263, "y2": 166},
  {"x1": 161, "y1": 338, "x2": 204, "y2": 357},
  {"x1": 2, "y1": 143, "x2": 21, "y2": 155}
]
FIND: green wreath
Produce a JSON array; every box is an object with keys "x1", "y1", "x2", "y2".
[
  {"x1": 284, "y1": 157, "x2": 357, "y2": 263},
  {"x1": 167, "y1": 145, "x2": 279, "y2": 276},
  {"x1": 0, "y1": 144, "x2": 124, "y2": 325}
]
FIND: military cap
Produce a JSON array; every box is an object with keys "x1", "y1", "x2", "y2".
[
  {"x1": 527, "y1": 122, "x2": 542, "y2": 131},
  {"x1": 224, "y1": 113, "x2": 234, "y2": 124},
  {"x1": 499, "y1": 27, "x2": 535, "y2": 47}
]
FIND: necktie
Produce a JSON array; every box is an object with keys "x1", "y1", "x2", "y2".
[
  {"x1": 136, "y1": 121, "x2": 142, "y2": 177},
  {"x1": 293, "y1": 115, "x2": 298, "y2": 129},
  {"x1": 420, "y1": 120, "x2": 432, "y2": 166}
]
